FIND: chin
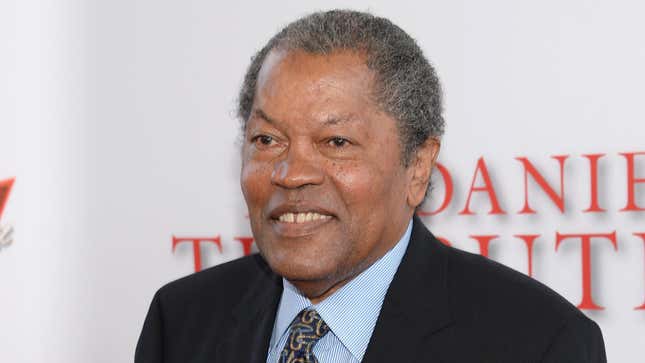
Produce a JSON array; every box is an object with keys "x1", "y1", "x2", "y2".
[{"x1": 263, "y1": 250, "x2": 337, "y2": 282}]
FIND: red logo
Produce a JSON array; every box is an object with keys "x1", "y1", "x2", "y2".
[{"x1": 0, "y1": 177, "x2": 15, "y2": 248}]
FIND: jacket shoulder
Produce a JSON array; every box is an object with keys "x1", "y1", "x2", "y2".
[
  {"x1": 440, "y1": 242, "x2": 604, "y2": 360},
  {"x1": 445, "y1": 244, "x2": 583, "y2": 322},
  {"x1": 156, "y1": 254, "x2": 272, "y2": 316},
  {"x1": 136, "y1": 254, "x2": 279, "y2": 362}
]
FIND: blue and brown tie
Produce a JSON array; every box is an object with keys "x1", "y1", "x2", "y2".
[{"x1": 279, "y1": 309, "x2": 330, "y2": 363}]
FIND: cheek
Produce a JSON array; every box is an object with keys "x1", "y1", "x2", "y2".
[
  {"x1": 241, "y1": 161, "x2": 273, "y2": 206},
  {"x1": 332, "y1": 155, "x2": 402, "y2": 196},
  {"x1": 331, "y1": 161, "x2": 392, "y2": 212},
  {"x1": 329, "y1": 157, "x2": 408, "y2": 241}
]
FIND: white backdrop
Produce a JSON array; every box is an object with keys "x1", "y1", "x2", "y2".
[{"x1": 1, "y1": 1, "x2": 644, "y2": 362}]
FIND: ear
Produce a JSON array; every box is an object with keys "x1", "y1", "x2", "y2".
[{"x1": 407, "y1": 137, "x2": 441, "y2": 208}]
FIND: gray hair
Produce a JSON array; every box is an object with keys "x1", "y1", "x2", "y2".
[{"x1": 237, "y1": 9, "x2": 444, "y2": 167}]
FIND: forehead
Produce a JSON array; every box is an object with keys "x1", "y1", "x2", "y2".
[{"x1": 252, "y1": 49, "x2": 379, "y2": 123}]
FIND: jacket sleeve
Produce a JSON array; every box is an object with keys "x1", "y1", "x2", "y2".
[
  {"x1": 135, "y1": 290, "x2": 165, "y2": 363},
  {"x1": 540, "y1": 314, "x2": 607, "y2": 363}
]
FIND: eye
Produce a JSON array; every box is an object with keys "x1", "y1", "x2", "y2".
[
  {"x1": 251, "y1": 134, "x2": 276, "y2": 147},
  {"x1": 328, "y1": 137, "x2": 350, "y2": 148}
]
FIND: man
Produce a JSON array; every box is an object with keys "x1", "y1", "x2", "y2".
[{"x1": 136, "y1": 10, "x2": 606, "y2": 363}]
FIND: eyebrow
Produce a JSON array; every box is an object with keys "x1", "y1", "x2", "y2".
[
  {"x1": 253, "y1": 109, "x2": 278, "y2": 125},
  {"x1": 322, "y1": 114, "x2": 359, "y2": 126},
  {"x1": 253, "y1": 108, "x2": 361, "y2": 127}
]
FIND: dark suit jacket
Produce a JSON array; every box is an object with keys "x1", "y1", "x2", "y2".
[{"x1": 135, "y1": 216, "x2": 606, "y2": 362}]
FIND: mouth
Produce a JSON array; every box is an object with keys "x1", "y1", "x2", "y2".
[
  {"x1": 275, "y1": 211, "x2": 332, "y2": 224},
  {"x1": 267, "y1": 205, "x2": 336, "y2": 237}
]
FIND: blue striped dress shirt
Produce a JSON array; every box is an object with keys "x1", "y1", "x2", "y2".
[{"x1": 266, "y1": 219, "x2": 413, "y2": 363}]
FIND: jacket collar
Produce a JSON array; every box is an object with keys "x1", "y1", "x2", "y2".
[
  {"x1": 362, "y1": 215, "x2": 454, "y2": 362},
  {"x1": 215, "y1": 255, "x2": 283, "y2": 363}
]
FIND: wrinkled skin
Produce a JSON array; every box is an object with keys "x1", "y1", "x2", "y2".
[{"x1": 241, "y1": 49, "x2": 440, "y2": 303}]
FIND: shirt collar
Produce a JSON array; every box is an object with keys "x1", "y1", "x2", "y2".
[{"x1": 270, "y1": 219, "x2": 413, "y2": 361}]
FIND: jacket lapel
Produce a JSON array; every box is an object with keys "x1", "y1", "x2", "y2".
[
  {"x1": 362, "y1": 215, "x2": 454, "y2": 363},
  {"x1": 214, "y1": 255, "x2": 282, "y2": 363}
]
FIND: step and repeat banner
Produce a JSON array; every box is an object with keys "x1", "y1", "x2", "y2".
[{"x1": 1, "y1": 1, "x2": 644, "y2": 362}]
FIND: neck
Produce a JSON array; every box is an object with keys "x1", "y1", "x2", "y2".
[{"x1": 289, "y1": 214, "x2": 414, "y2": 304}]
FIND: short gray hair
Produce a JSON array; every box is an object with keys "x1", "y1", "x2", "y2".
[{"x1": 237, "y1": 9, "x2": 445, "y2": 167}]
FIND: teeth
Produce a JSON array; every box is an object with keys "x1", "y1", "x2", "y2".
[{"x1": 278, "y1": 212, "x2": 331, "y2": 223}]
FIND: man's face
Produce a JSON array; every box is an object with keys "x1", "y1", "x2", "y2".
[{"x1": 241, "y1": 49, "x2": 426, "y2": 299}]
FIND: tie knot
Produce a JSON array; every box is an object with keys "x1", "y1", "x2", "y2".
[
  {"x1": 279, "y1": 309, "x2": 330, "y2": 363},
  {"x1": 292, "y1": 309, "x2": 329, "y2": 338}
]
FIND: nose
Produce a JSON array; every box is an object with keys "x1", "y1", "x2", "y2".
[{"x1": 271, "y1": 143, "x2": 324, "y2": 189}]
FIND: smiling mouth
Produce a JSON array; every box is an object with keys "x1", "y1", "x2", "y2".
[{"x1": 276, "y1": 212, "x2": 332, "y2": 224}]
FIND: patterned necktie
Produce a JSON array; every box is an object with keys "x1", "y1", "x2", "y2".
[{"x1": 279, "y1": 309, "x2": 330, "y2": 363}]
